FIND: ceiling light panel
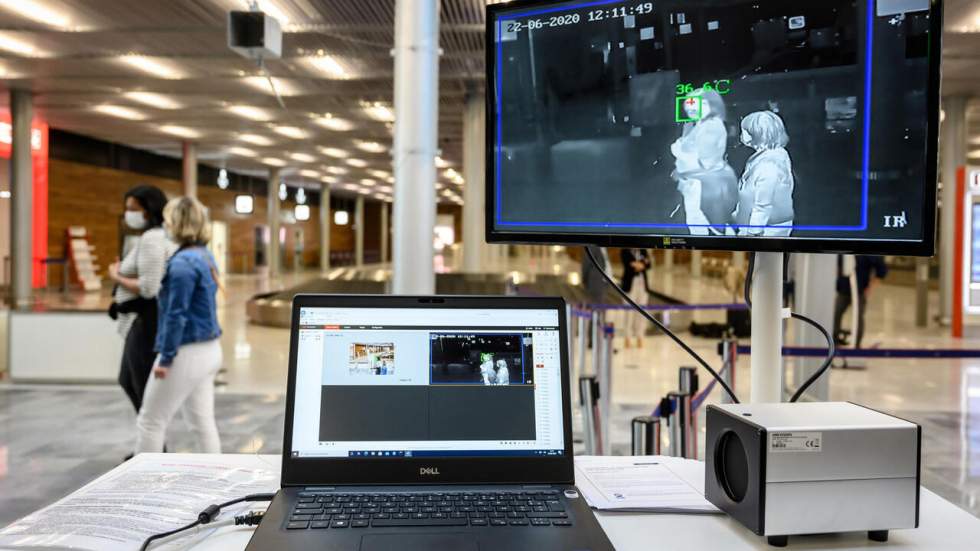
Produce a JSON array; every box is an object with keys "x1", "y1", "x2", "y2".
[
  {"x1": 239, "y1": 133, "x2": 274, "y2": 146},
  {"x1": 362, "y1": 102, "x2": 395, "y2": 122},
  {"x1": 228, "y1": 146, "x2": 257, "y2": 157},
  {"x1": 227, "y1": 105, "x2": 273, "y2": 121},
  {"x1": 263, "y1": 157, "x2": 287, "y2": 167},
  {"x1": 318, "y1": 146, "x2": 349, "y2": 158},
  {"x1": 119, "y1": 55, "x2": 184, "y2": 79},
  {"x1": 314, "y1": 115, "x2": 354, "y2": 132},
  {"x1": 300, "y1": 169, "x2": 320, "y2": 178},
  {"x1": 305, "y1": 54, "x2": 347, "y2": 78},
  {"x1": 94, "y1": 104, "x2": 147, "y2": 121},
  {"x1": 274, "y1": 126, "x2": 310, "y2": 139},
  {"x1": 290, "y1": 152, "x2": 316, "y2": 163},
  {"x1": 345, "y1": 158, "x2": 368, "y2": 168},
  {"x1": 1, "y1": 1, "x2": 71, "y2": 29},
  {"x1": 160, "y1": 125, "x2": 202, "y2": 139},
  {"x1": 0, "y1": 33, "x2": 42, "y2": 56},
  {"x1": 123, "y1": 91, "x2": 181, "y2": 109},
  {"x1": 325, "y1": 166, "x2": 348, "y2": 175},
  {"x1": 242, "y1": 76, "x2": 299, "y2": 97},
  {"x1": 356, "y1": 140, "x2": 387, "y2": 154}
]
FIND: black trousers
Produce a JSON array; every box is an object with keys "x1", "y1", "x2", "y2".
[
  {"x1": 118, "y1": 315, "x2": 158, "y2": 413},
  {"x1": 833, "y1": 293, "x2": 866, "y2": 348}
]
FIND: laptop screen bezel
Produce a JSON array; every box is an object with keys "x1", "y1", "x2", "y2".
[{"x1": 281, "y1": 294, "x2": 575, "y2": 487}]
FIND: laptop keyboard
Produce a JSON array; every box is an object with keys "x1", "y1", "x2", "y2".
[{"x1": 286, "y1": 490, "x2": 572, "y2": 530}]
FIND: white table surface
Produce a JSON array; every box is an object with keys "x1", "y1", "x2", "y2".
[{"x1": 44, "y1": 454, "x2": 980, "y2": 551}]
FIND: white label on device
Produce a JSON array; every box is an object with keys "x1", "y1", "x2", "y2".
[{"x1": 770, "y1": 432, "x2": 822, "y2": 453}]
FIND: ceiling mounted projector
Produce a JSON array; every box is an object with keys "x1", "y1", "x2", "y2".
[{"x1": 228, "y1": 10, "x2": 282, "y2": 60}]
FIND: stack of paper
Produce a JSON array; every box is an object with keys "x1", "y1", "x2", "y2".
[{"x1": 574, "y1": 455, "x2": 720, "y2": 514}]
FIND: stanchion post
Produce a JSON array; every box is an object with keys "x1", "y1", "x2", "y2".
[
  {"x1": 598, "y1": 323, "x2": 614, "y2": 455},
  {"x1": 631, "y1": 416, "x2": 661, "y2": 456},
  {"x1": 720, "y1": 339, "x2": 736, "y2": 405},
  {"x1": 590, "y1": 310, "x2": 601, "y2": 375},
  {"x1": 579, "y1": 375, "x2": 599, "y2": 455},
  {"x1": 667, "y1": 391, "x2": 689, "y2": 458},
  {"x1": 576, "y1": 311, "x2": 587, "y2": 381},
  {"x1": 678, "y1": 367, "x2": 698, "y2": 459}
]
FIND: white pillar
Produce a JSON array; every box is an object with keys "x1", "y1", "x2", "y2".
[
  {"x1": 182, "y1": 141, "x2": 198, "y2": 197},
  {"x1": 10, "y1": 89, "x2": 33, "y2": 309},
  {"x1": 939, "y1": 96, "x2": 968, "y2": 325},
  {"x1": 392, "y1": 0, "x2": 439, "y2": 295},
  {"x1": 380, "y1": 201, "x2": 389, "y2": 264},
  {"x1": 319, "y1": 187, "x2": 331, "y2": 272},
  {"x1": 267, "y1": 169, "x2": 281, "y2": 278},
  {"x1": 732, "y1": 251, "x2": 746, "y2": 270},
  {"x1": 355, "y1": 195, "x2": 365, "y2": 267},
  {"x1": 791, "y1": 254, "x2": 835, "y2": 401},
  {"x1": 663, "y1": 249, "x2": 674, "y2": 270},
  {"x1": 462, "y1": 91, "x2": 486, "y2": 273},
  {"x1": 751, "y1": 252, "x2": 784, "y2": 403},
  {"x1": 690, "y1": 250, "x2": 702, "y2": 277}
]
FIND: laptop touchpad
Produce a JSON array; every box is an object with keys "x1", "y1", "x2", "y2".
[{"x1": 360, "y1": 533, "x2": 478, "y2": 551}]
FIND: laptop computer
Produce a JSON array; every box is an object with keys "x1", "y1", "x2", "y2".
[{"x1": 246, "y1": 294, "x2": 614, "y2": 551}]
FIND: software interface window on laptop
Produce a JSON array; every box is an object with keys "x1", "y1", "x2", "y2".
[{"x1": 291, "y1": 307, "x2": 565, "y2": 458}]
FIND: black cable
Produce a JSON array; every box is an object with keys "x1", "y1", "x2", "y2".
[
  {"x1": 140, "y1": 493, "x2": 275, "y2": 551},
  {"x1": 743, "y1": 252, "x2": 836, "y2": 402},
  {"x1": 586, "y1": 247, "x2": 739, "y2": 403}
]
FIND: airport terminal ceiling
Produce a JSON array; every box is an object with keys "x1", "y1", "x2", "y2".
[{"x1": 0, "y1": 0, "x2": 977, "y2": 203}]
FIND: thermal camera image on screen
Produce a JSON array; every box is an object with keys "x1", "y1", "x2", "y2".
[
  {"x1": 430, "y1": 334, "x2": 532, "y2": 386},
  {"x1": 490, "y1": 0, "x2": 935, "y2": 243}
]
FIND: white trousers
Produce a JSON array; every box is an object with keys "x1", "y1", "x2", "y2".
[
  {"x1": 135, "y1": 339, "x2": 222, "y2": 454},
  {"x1": 625, "y1": 277, "x2": 650, "y2": 339}
]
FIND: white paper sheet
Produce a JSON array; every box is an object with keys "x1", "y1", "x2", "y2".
[
  {"x1": 574, "y1": 455, "x2": 720, "y2": 514},
  {"x1": 0, "y1": 454, "x2": 278, "y2": 551}
]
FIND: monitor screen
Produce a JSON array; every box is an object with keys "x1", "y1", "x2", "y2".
[
  {"x1": 486, "y1": 0, "x2": 940, "y2": 255},
  {"x1": 290, "y1": 306, "x2": 566, "y2": 459}
]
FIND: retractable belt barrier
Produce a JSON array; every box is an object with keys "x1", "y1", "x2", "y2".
[{"x1": 735, "y1": 345, "x2": 980, "y2": 359}]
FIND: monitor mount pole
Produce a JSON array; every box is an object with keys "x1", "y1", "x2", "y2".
[{"x1": 750, "y1": 251, "x2": 784, "y2": 403}]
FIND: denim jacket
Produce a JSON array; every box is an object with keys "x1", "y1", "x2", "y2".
[{"x1": 154, "y1": 246, "x2": 222, "y2": 367}]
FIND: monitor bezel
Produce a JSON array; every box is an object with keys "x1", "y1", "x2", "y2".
[
  {"x1": 484, "y1": 0, "x2": 942, "y2": 257},
  {"x1": 281, "y1": 294, "x2": 575, "y2": 487}
]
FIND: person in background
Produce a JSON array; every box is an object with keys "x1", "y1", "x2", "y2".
[
  {"x1": 732, "y1": 111, "x2": 795, "y2": 237},
  {"x1": 833, "y1": 255, "x2": 888, "y2": 349},
  {"x1": 620, "y1": 249, "x2": 651, "y2": 348},
  {"x1": 134, "y1": 197, "x2": 223, "y2": 454},
  {"x1": 108, "y1": 185, "x2": 175, "y2": 421}
]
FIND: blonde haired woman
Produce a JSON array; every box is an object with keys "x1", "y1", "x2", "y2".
[
  {"x1": 733, "y1": 111, "x2": 795, "y2": 237},
  {"x1": 134, "y1": 197, "x2": 222, "y2": 454}
]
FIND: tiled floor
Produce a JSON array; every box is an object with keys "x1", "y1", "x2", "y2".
[{"x1": 2, "y1": 258, "x2": 980, "y2": 528}]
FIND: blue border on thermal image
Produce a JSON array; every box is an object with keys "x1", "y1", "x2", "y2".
[{"x1": 494, "y1": 0, "x2": 873, "y2": 232}]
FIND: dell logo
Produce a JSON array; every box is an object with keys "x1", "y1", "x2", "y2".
[{"x1": 420, "y1": 467, "x2": 441, "y2": 476}]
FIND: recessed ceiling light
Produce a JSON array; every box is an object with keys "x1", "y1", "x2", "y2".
[
  {"x1": 326, "y1": 166, "x2": 348, "y2": 175},
  {"x1": 274, "y1": 126, "x2": 310, "y2": 139},
  {"x1": 242, "y1": 75, "x2": 297, "y2": 97},
  {"x1": 290, "y1": 152, "x2": 316, "y2": 163},
  {"x1": 122, "y1": 91, "x2": 181, "y2": 109},
  {"x1": 94, "y1": 104, "x2": 147, "y2": 121},
  {"x1": 305, "y1": 54, "x2": 347, "y2": 78},
  {"x1": 318, "y1": 146, "x2": 349, "y2": 158},
  {"x1": 321, "y1": 175, "x2": 339, "y2": 184},
  {"x1": 295, "y1": 204, "x2": 311, "y2": 221},
  {"x1": 360, "y1": 178, "x2": 376, "y2": 186},
  {"x1": 160, "y1": 125, "x2": 202, "y2": 139},
  {"x1": 372, "y1": 193, "x2": 387, "y2": 201},
  {"x1": 0, "y1": 33, "x2": 40, "y2": 56},
  {"x1": 119, "y1": 55, "x2": 183, "y2": 79},
  {"x1": 227, "y1": 105, "x2": 273, "y2": 121},
  {"x1": 2, "y1": 1, "x2": 71, "y2": 29},
  {"x1": 300, "y1": 169, "x2": 320, "y2": 178},
  {"x1": 228, "y1": 146, "x2": 257, "y2": 157},
  {"x1": 444, "y1": 168, "x2": 464, "y2": 185},
  {"x1": 343, "y1": 183, "x2": 360, "y2": 191},
  {"x1": 314, "y1": 115, "x2": 354, "y2": 132},
  {"x1": 367, "y1": 169, "x2": 390, "y2": 179},
  {"x1": 356, "y1": 140, "x2": 386, "y2": 154},
  {"x1": 362, "y1": 102, "x2": 395, "y2": 122},
  {"x1": 239, "y1": 134, "x2": 274, "y2": 146},
  {"x1": 345, "y1": 158, "x2": 368, "y2": 168},
  {"x1": 435, "y1": 156, "x2": 451, "y2": 168},
  {"x1": 377, "y1": 184, "x2": 393, "y2": 193},
  {"x1": 263, "y1": 157, "x2": 287, "y2": 167}
]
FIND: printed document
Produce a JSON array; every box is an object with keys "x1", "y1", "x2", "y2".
[{"x1": 574, "y1": 455, "x2": 720, "y2": 513}]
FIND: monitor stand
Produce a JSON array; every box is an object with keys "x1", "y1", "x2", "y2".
[{"x1": 750, "y1": 252, "x2": 784, "y2": 403}]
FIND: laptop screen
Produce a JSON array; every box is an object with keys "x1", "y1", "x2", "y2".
[{"x1": 290, "y1": 306, "x2": 566, "y2": 459}]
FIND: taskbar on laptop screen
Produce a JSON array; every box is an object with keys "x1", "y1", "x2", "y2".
[{"x1": 291, "y1": 449, "x2": 565, "y2": 458}]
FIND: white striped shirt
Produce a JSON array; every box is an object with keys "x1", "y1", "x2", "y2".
[{"x1": 114, "y1": 227, "x2": 177, "y2": 337}]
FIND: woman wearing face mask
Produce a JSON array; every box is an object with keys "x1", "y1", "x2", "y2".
[
  {"x1": 108, "y1": 185, "x2": 176, "y2": 420},
  {"x1": 671, "y1": 88, "x2": 738, "y2": 235},
  {"x1": 135, "y1": 196, "x2": 223, "y2": 454},
  {"x1": 732, "y1": 111, "x2": 795, "y2": 237}
]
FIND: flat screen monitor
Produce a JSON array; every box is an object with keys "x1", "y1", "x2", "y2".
[{"x1": 486, "y1": 0, "x2": 942, "y2": 255}]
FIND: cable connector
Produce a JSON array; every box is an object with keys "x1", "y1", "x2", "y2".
[{"x1": 235, "y1": 511, "x2": 265, "y2": 526}]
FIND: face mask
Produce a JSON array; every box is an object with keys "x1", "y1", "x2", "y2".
[{"x1": 124, "y1": 211, "x2": 147, "y2": 230}]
